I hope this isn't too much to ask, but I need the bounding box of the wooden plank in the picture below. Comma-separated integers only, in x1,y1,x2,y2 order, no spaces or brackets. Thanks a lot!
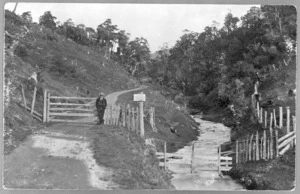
287,107,290,133
273,109,277,127
127,104,131,129
50,96,96,100
220,156,232,161
31,86,37,114
43,90,47,123
279,107,283,128
50,119,96,123
218,147,221,176
267,138,270,159
278,131,296,143
278,135,296,149
279,143,291,155
260,137,263,160
50,108,95,112
21,103,43,117
263,130,266,159
256,131,259,161
265,111,267,128
47,92,50,122
139,102,144,138
249,134,253,161
49,102,94,106
21,85,27,109
220,162,232,166
164,141,167,171
236,140,239,164
49,112,95,117
131,107,135,131
260,108,263,123
275,130,279,158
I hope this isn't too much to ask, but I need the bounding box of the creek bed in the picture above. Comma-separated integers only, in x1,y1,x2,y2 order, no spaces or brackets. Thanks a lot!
165,116,245,190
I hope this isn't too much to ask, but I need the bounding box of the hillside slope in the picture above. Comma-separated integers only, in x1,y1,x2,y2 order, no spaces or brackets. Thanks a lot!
4,10,140,154
4,10,198,157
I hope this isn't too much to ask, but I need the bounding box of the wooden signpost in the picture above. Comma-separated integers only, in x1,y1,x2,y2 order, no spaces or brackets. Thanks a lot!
134,92,146,138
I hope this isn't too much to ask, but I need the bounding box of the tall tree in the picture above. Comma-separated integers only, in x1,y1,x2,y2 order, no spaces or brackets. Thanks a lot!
39,11,57,30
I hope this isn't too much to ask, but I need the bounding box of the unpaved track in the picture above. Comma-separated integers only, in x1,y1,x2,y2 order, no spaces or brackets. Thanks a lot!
3,86,147,189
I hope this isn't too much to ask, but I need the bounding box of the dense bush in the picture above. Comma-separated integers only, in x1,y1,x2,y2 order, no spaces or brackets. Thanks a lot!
14,45,28,58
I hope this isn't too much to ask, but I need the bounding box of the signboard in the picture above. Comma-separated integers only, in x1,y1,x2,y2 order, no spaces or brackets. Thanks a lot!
133,93,146,102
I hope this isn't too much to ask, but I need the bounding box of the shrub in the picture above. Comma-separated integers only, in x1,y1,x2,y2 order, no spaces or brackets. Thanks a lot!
14,45,28,58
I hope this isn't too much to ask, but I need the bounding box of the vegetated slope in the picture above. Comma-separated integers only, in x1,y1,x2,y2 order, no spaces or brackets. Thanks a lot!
227,60,296,190
4,10,139,154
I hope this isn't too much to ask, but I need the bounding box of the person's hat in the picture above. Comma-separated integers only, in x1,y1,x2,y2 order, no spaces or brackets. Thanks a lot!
99,92,104,96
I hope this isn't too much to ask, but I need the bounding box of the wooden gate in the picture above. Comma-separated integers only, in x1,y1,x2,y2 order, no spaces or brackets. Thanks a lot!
43,91,97,123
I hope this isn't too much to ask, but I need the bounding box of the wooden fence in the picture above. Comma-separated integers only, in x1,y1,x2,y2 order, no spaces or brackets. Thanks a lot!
217,145,233,176
235,129,296,164
255,102,295,133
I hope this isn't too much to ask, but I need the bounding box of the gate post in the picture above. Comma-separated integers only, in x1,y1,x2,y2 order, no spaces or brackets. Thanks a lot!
218,146,221,176
43,90,47,123
47,92,50,122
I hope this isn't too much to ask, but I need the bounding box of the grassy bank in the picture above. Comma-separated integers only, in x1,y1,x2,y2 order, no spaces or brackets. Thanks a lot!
91,125,173,189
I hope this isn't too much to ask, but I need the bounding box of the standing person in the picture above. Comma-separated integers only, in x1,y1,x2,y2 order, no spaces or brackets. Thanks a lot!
95,92,107,125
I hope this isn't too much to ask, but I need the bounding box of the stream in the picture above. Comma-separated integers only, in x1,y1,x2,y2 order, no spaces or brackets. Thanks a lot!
165,116,245,190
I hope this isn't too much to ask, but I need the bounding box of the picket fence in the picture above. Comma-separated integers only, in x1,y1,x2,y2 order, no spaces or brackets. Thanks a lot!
235,102,296,164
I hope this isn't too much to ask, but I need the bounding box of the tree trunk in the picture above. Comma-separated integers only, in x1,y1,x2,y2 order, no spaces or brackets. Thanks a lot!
13,3,18,13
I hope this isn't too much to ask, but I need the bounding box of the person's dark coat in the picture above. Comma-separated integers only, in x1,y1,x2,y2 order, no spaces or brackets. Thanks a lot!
96,97,107,111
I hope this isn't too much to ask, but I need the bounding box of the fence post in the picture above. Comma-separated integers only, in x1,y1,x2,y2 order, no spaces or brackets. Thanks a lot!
257,102,260,119
21,85,27,109
164,141,167,170
275,130,279,158
287,107,290,133
135,107,139,134
126,104,130,129
43,90,47,123
263,130,266,160
273,109,277,127
260,108,263,123
131,106,135,131
31,86,37,114
218,146,221,175
260,137,263,160
47,92,50,122
279,107,283,128
191,143,195,173
267,138,270,159
265,111,267,128
236,140,239,164
246,135,249,162
256,131,259,161
270,127,273,159
122,104,126,127
139,101,145,138
249,134,253,161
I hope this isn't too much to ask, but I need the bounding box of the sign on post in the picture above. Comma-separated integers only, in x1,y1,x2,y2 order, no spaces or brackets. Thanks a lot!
133,93,146,102
134,92,145,138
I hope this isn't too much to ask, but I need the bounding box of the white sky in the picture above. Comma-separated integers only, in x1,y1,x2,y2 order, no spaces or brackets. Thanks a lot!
4,3,259,52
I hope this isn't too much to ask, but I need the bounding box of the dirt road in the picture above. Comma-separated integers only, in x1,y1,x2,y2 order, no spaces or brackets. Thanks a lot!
3,86,147,189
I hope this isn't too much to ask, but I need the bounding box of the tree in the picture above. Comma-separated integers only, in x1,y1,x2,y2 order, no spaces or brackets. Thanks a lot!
97,19,118,47
39,11,57,30
21,11,32,22
12,3,18,13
